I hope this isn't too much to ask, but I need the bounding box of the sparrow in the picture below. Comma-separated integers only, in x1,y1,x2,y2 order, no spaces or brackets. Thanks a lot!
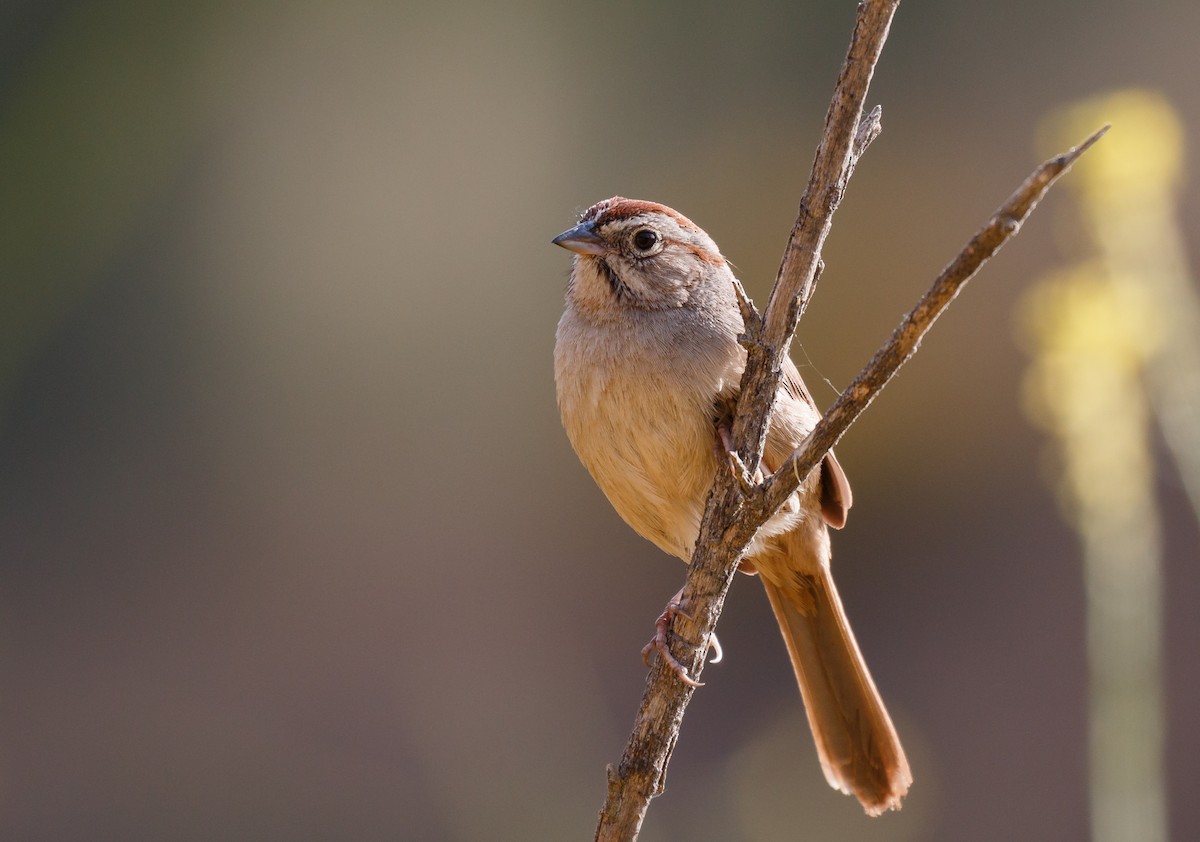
553,197,910,815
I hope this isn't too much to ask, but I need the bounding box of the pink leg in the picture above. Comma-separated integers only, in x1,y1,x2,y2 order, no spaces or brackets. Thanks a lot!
641,588,723,687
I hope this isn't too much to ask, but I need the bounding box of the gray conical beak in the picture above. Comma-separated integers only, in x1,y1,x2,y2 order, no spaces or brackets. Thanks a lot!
552,221,606,256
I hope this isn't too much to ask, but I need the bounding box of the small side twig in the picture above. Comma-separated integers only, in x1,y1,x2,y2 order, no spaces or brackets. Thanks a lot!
847,104,884,184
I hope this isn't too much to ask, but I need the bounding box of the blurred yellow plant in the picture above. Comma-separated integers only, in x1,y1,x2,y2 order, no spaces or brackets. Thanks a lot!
1020,88,1200,842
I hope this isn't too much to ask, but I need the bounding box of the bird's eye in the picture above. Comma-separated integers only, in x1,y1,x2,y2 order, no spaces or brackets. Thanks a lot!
632,228,659,252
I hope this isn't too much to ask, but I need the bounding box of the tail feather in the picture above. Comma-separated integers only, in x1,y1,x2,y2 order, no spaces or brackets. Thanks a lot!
762,569,911,815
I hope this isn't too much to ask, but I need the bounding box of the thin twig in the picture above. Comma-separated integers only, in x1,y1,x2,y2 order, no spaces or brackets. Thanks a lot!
732,2,900,483
595,3,899,840
757,124,1110,518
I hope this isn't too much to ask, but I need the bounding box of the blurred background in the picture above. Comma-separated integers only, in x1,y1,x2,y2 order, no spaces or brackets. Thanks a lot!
2,1,1198,839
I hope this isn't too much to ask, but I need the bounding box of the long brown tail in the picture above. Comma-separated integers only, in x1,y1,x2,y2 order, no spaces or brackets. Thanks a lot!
761,568,911,815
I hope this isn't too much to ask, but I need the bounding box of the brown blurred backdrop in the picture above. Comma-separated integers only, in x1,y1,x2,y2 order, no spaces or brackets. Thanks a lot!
2,1,1198,840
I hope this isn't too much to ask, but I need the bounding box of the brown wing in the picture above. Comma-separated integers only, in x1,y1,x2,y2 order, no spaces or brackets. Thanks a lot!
780,358,853,529
819,450,852,529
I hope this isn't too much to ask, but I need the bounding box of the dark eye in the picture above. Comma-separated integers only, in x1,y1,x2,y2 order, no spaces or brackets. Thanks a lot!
632,228,659,252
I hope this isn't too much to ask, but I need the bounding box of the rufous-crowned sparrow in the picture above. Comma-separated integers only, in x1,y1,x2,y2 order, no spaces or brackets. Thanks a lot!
552,197,911,815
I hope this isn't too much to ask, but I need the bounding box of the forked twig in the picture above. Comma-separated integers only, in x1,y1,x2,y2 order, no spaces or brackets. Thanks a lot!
592,1,1104,838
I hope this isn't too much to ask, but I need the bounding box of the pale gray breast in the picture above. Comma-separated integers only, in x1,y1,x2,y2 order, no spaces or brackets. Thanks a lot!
554,306,744,559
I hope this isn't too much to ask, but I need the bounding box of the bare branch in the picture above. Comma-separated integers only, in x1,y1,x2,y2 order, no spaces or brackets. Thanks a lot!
595,4,900,840
595,126,1108,841
592,0,1105,834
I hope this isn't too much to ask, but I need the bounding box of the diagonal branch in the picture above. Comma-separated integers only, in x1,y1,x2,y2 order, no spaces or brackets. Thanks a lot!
592,0,1106,837
595,4,900,840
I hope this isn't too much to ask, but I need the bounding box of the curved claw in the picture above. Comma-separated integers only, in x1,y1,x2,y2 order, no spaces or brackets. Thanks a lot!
706,632,723,664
